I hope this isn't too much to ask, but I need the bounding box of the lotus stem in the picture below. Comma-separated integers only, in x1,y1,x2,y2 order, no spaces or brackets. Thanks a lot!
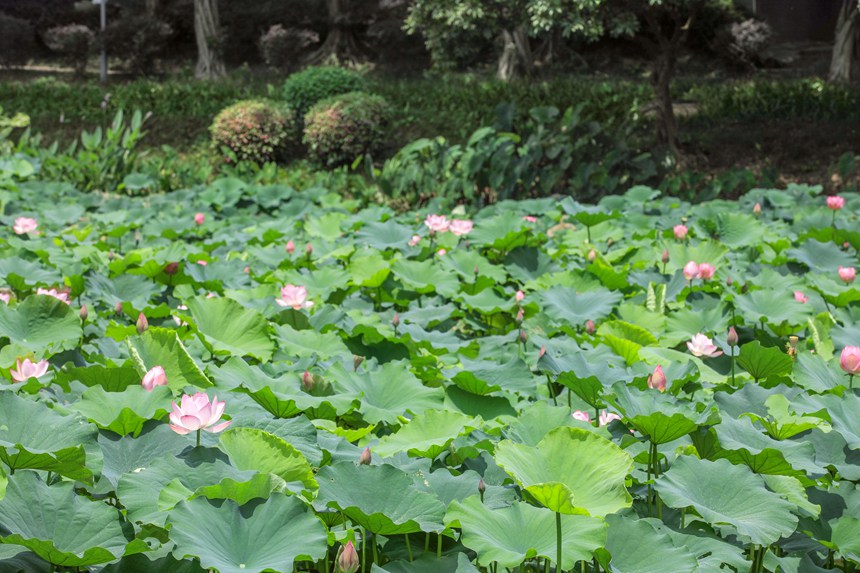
372,534,379,565
547,376,557,406
361,527,367,573
437,533,442,559
555,512,562,573
405,534,413,562
586,226,592,244
849,374,854,389
324,550,329,573
425,533,430,553
196,429,201,448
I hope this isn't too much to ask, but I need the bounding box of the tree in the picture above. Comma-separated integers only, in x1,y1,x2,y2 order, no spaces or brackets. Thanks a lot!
305,0,366,66
829,0,859,83
194,0,225,79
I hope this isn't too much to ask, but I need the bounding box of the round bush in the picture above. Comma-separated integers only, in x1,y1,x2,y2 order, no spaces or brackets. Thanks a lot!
210,99,300,165
44,24,95,77
303,92,390,168
0,13,37,68
282,66,366,117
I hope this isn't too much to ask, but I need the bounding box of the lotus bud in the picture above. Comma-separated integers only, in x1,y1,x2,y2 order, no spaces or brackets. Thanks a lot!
335,541,359,573
587,249,596,262
661,249,670,264
585,320,595,335
474,265,480,276
787,336,799,359
478,478,486,502
515,290,525,302
301,371,314,392
136,313,148,333
286,240,295,255
515,308,524,324
726,276,733,287
392,313,400,328
647,365,666,392
114,301,123,315
539,346,546,359
79,304,88,321
353,355,364,371
305,243,313,256
839,346,860,374
164,262,179,275
606,238,614,248
358,447,372,465
727,326,739,347
753,202,762,216
519,330,527,344
194,213,205,225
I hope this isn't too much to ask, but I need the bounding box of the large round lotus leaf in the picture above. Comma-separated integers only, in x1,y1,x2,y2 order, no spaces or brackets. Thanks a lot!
445,496,606,569
373,410,480,458
494,427,633,516
72,384,172,437
315,462,447,534
610,383,713,444
219,427,317,496
603,515,698,573
736,341,793,381
126,327,212,390
0,294,81,351
186,296,274,362
0,471,129,567
168,494,327,573
0,391,96,481
655,457,799,546
540,286,621,326
0,545,51,573
96,424,189,493
830,516,860,562
100,553,207,573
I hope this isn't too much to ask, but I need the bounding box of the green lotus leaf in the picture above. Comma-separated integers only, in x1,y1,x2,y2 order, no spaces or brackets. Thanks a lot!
127,327,212,390
830,516,860,562
540,286,622,326
392,259,460,297
736,341,793,381
186,296,274,362
603,514,698,573
610,383,711,444
0,294,81,352
72,385,172,437
373,410,480,458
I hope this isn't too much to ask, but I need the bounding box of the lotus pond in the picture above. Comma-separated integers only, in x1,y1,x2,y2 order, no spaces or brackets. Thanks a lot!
0,172,858,573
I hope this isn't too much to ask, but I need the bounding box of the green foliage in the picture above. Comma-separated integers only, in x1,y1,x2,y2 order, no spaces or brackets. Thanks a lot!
0,13,37,69
43,24,95,77
101,15,173,76
281,66,367,117
303,92,391,169
210,99,300,165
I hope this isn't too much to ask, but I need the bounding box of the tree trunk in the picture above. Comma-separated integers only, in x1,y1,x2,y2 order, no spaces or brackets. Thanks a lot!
194,0,225,80
829,0,859,83
305,0,365,66
496,25,533,81
651,47,680,160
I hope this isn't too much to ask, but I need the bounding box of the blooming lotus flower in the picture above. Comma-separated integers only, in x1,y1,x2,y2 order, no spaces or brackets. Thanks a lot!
648,365,666,391
449,219,473,237
840,346,860,375
276,284,313,309
168,393,231,435
194,213,205,225
523,215,537,223
36,287,71,305
141,365,168,391
572,410,591,423
838,266,856,283
196,260,207,266
424,214,449,233
10,358,49,382
673,224,688,240
827,196,845,210
794,291,808,303
437,248,446,256
408,235,421,247
599,411,622,426
687,333,723,358
683,261,700,281
13,217,38,235
515,290,525,302
0,291,10,304
697,263,715,280
336,541,359,573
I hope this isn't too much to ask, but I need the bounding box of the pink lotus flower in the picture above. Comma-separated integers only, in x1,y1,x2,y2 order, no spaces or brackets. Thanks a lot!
10,358,49,382
194,213,205,225
336,540,359,573
515,290,525,302
169,393,231,435
598,411,622,426
13,217,38,235
424,214,449,233
572,410,591,423
141,365,168,391
687,333,723,358
196,260,207,266
0,291,10,304
36,287,71,305
523,215,537,223
286,240,295,254
794,291,808,303
827,196,845,210
838,266,856,283
753,202,762,216
437,248,447,256
840,346,860,374
408,235,421,247
648,365,666,391
276,284,313,309
697,263,715,280
449,219,473,237
683,261,700,281
673,224,688,240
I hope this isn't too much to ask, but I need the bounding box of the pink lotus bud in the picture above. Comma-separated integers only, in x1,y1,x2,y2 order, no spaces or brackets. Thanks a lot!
437,248,446,256
164,262,179,275
827,196,845,210
523,215,537,223
539,346,546,358
697,263,715,280
358,447,372,465
392,313,400,327
727,326,739,347
753,202,762,216
474,266,480,276
838,266,856,283
585,320,595,335
519,330,527,343
587,249,596,262
647,365,666,391
726,276,733,286
515,290,525,302
114,301,123,315
673,224,688,240
353,355,364,371
661,249,670,264
305,243,313,256
515,308,524,323
683,261,700,281
243,266,250,274
408,235,421,247
301,371,314,392
794,291,808,303
572,410,591,423
194,213,205,225
196,260,207,266
286,240,295,254
840,346,860,374
136,313,148,334
141,365,168,391
478,478,486,494
80,304,88,321
336,541,359,573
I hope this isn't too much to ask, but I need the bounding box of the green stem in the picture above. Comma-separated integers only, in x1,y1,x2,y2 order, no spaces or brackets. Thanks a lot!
547,376,557,406
437,533,442,559
361,527,367,573
196,429,200,448
425,533,430,554
556,512,562,573
405,534,413,562
586,226,592,244
372,534,379,565
850,374,855,389
567,388,572,409
324,549,329,573
730,353,735,386
680,507,686,529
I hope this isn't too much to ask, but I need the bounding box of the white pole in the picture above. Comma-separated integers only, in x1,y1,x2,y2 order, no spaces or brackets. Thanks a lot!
99,0,107,83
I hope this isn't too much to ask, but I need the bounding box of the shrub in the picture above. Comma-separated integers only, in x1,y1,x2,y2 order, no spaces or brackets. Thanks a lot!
0,13,37,68
303,92,391,168
102,15,172,76
713,18,772,69
210,99,300,165
43,24,95,77
282,66,366,118
259,25,319,72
